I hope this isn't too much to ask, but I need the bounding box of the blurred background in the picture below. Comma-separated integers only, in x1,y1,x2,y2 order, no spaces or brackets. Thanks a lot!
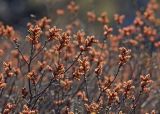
0,0,159,34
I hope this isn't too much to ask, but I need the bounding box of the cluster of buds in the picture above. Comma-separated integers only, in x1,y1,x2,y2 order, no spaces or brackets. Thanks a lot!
80,35,98,51
36,17,51,29
140,74,153,93
67,1,79,13
144,9,155,22
0,73,6,89
87,11,96,22
37,61,47,71
122,80,135,99
119,26,135,36
3,61,16,77
114,14,125,24
26,24,42,44
46,26,62,41
144,0,158,22
103,25,113,38
60,79,73,91
3,26,18,40
95,61,104,75
143,26,157,37
106,89,119,105
55,63,65,80
58,31,71,50
78,57,90,73
60,107,74,114
134,17,144,26
113,83,123,93
118,47,131,66
3,103,16,114
97,12,109,24
89,48,103,62
64,44,75,61
27,71,39,84
73,57,90,80
145,110,156,114
85,102,101,113
0,23,18,40
73,68,84,80
20,105,38,114
148,0,159,11
76,31,85,45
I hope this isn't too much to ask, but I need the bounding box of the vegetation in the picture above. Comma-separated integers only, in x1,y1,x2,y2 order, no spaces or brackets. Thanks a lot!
0,0,160,113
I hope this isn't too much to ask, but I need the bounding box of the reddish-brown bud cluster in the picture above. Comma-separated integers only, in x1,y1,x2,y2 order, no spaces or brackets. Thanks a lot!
143,26,157,37
20,105,38,114
46,26,62,41
3,61,17,77
73,57,90,80
60,79,72,91
82,35,98,51
118,47,131,66
114,14,125,24
58,31,70,50
0,73,6,89
27,71,38,84
106,89,119,105
95,61,104,75
134,17,144,26
87,11,96,22
78,57,90,73
140,74,152,93
85,102,101,113
97,12,109,24
119,26,135,36
3,103,16,114
67,1,79,13
122,80,135,99
36,17,51,29
0,23,18,40
55,63,65,79
26,24,42,44
103,25,113,37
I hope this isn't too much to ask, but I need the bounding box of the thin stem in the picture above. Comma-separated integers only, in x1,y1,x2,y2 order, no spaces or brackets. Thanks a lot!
84,73,89,101
96,64,122,102
64,51,83,74
130,90,142,114
31,40,48,61
28,42,34,106
14,41,29,65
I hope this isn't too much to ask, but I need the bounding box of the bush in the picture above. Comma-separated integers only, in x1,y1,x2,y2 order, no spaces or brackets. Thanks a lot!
0,0,160,113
